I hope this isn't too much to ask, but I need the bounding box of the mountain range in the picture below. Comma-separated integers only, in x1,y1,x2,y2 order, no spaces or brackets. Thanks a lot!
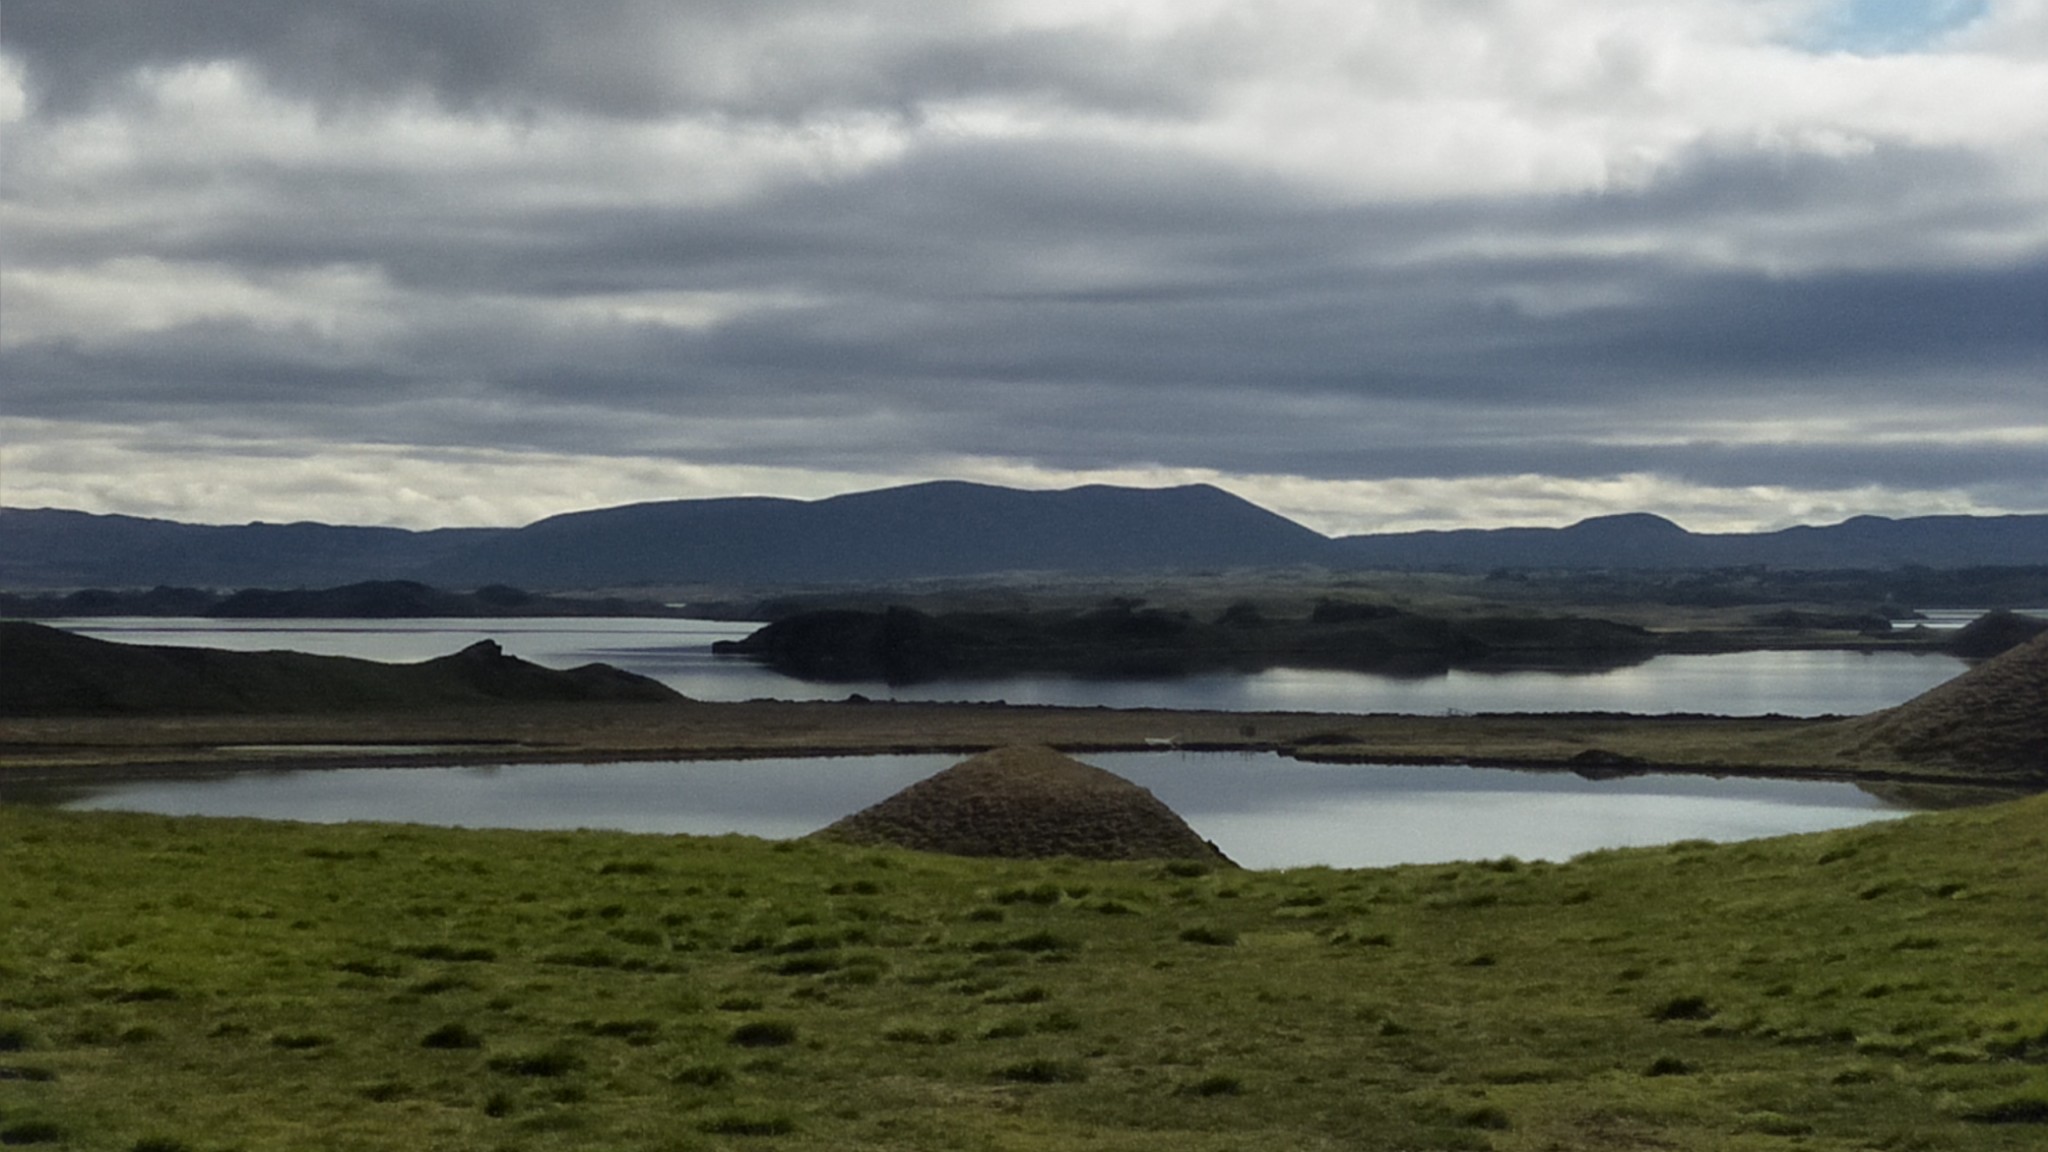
4,482,2047,591
1328,511,2048,571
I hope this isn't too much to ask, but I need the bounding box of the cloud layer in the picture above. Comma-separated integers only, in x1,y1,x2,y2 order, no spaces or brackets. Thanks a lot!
3,0,2044,532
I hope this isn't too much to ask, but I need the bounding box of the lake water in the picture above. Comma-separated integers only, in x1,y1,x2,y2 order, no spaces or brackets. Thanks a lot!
6,752,1914,870
44,617,1972,717
1912,607,2048,631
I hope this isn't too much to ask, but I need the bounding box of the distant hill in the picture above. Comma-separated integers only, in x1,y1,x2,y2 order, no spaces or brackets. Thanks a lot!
0,483,1326,590
0,508,497,589
419,481,1333,587
1331,513,2048,571
0,622,681,716
0,581,683,620
5,484,2047,591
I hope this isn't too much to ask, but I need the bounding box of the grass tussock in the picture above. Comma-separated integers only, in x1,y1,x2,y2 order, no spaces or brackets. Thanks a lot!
5,796,2048,1149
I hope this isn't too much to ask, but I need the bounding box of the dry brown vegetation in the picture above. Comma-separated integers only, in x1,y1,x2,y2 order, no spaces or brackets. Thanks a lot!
0,701,1872,781
1839,632,2048,779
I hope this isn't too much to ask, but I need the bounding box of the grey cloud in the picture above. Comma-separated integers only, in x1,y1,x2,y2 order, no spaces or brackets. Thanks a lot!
1554,140,2012,229
1661,442,2048,493
8,151,2042,472
3,0,1210,121
3,323,424,418
1589,263,2048,380
3,2,2043,520
9,260,2039,492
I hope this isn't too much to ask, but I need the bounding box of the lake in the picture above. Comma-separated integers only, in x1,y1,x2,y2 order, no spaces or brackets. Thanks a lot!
5,752,1915,870
44,617,1974,717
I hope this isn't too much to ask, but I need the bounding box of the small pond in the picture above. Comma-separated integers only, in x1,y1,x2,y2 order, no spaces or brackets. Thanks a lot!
6,752,1922,870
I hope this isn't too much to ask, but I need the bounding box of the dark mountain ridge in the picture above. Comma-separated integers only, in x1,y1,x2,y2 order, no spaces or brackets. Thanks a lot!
5,483,2047,591
0,507,497,589
420,480,1334,587
1331,512,2048,571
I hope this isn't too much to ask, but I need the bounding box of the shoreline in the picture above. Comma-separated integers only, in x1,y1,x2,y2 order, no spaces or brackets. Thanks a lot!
2,697,2036,796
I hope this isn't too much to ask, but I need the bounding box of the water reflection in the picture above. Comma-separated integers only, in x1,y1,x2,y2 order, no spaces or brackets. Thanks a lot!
12,752,1930,870
43,618,1969,717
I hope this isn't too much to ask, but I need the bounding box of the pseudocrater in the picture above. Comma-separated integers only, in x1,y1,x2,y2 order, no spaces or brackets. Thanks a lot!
812,744,1235,865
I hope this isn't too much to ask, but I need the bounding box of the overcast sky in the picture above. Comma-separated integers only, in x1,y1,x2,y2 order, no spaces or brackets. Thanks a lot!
2,0,2043,535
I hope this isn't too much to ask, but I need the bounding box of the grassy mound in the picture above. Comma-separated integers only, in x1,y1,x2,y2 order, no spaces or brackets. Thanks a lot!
5,797,2048,1149
0,621,682,716
1843,632,2048,780
813,745,1234,864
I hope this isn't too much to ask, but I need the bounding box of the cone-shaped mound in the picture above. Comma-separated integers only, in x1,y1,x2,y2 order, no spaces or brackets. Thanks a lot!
813,745,1234,864
1847,631,2048,780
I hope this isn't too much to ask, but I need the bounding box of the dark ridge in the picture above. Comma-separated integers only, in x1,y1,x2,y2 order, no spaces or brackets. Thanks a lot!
0,621,682,717
0,581,676,619
1333,513,2048,571
0,507,496,589
422,480,1333,588
8,487,2048,592
1946,609,2048,659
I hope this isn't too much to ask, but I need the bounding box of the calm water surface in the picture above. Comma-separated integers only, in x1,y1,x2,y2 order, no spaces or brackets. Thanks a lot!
14,752,1914,870
48,617,1970,717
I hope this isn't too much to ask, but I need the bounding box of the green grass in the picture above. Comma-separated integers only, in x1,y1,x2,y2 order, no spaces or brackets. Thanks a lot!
5,799,2048,1150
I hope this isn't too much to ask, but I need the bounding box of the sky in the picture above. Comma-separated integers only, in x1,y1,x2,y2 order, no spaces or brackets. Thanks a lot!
2,0,2044,537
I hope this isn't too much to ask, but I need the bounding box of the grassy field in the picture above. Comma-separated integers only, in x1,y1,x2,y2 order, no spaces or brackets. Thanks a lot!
6,796,2048,1150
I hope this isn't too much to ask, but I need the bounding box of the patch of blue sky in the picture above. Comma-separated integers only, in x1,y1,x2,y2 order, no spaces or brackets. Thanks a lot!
1794,0,1990,54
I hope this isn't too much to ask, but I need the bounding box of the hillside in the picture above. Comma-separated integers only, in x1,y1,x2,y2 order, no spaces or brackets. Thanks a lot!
420,480,1334,587
1334,512,2048,571
0,581,680,620
1840,631,2048,781
0,507,495,589
0,622,681,716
